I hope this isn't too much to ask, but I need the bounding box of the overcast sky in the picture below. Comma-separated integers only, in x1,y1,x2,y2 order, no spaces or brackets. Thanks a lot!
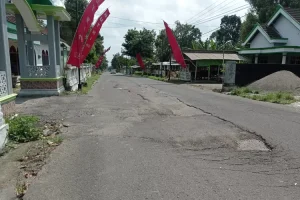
54,0,250,65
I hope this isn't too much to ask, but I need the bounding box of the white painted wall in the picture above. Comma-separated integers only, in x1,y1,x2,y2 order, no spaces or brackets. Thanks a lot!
7,32,17,40
0,106,8,150
274,15,300,46
250,32,273,48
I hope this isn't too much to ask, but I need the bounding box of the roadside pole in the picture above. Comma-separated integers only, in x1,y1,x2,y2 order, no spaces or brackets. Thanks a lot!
76,0,82,90
169,53,171,81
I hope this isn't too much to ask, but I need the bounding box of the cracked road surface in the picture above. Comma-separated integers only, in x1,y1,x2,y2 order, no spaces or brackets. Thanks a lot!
19,73,300,200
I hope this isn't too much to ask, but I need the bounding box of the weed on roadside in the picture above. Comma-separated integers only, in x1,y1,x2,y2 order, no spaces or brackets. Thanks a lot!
148,76,166,81
82,73,101,94
16,180,28,199
6,115,42,143
47,135,63,146
230,88,296,104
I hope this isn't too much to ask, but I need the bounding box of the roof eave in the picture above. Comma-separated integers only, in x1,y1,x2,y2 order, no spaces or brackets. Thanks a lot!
242,23,260,46
267,7,300,30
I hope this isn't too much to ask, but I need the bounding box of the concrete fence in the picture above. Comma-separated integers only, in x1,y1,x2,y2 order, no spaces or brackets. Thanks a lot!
0,106,8,150
64,64,93,91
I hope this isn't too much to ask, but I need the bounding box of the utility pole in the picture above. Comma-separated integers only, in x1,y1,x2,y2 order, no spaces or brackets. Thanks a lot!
76,0,82,90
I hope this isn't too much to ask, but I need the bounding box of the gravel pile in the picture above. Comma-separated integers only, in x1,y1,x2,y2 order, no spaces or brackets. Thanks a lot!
248,70,300,95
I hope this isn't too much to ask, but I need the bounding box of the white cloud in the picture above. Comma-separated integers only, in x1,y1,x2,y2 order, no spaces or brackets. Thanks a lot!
52,0,65,8
88,0,250,64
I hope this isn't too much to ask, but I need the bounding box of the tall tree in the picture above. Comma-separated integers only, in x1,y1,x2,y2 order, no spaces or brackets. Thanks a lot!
215,15,241,47
122,28,156,58
191,39,220,50
246,0,300,23
84,46,97,64
173,21,202,49
99,56,108,70
111,53,121,70
94,35,105,56
209,31,219,41
61,0,88,45
240,12,259,42
154,30,170,62
111,53,136,71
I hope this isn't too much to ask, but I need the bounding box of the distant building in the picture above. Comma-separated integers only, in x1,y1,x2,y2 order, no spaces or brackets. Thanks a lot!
183,50,244,81
239,5,300,64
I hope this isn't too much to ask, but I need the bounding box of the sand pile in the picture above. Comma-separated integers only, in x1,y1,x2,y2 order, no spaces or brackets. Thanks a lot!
248,70,300,95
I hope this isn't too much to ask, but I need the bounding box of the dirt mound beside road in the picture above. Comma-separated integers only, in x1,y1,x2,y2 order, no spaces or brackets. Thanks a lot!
248,70,300,95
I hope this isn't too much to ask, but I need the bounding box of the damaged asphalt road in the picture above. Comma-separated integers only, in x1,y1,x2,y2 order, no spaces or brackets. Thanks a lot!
17,73,300,200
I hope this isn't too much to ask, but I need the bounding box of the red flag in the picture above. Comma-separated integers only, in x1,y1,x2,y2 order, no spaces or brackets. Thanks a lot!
95,46,110,68
103,46,111,54
136,53,145,70
95,56,104,68
67,0,105,67
163,21,186,68
80,9,110,63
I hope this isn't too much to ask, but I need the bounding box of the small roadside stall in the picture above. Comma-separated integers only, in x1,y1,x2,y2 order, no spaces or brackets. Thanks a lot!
151,62,181,77
183,50,244,82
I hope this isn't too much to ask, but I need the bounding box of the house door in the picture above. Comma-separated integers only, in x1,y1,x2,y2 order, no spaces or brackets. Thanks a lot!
10,46,20,75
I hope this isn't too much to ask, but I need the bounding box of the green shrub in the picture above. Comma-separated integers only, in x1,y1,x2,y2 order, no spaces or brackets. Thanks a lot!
7,115,42,143
281,92,295,101
230,87,296,104
251,95,259,100
231,87,253,96
240,87,252,94
134,71,143,76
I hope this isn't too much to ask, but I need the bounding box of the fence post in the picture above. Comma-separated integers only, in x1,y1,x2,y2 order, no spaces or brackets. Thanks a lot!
223,61,236,88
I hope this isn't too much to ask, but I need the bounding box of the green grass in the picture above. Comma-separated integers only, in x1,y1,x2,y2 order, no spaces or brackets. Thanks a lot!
82,73,101,94
134,71,143,76
6,115,42,143
230,87,296,104
148,76,166,81
47,135,63,146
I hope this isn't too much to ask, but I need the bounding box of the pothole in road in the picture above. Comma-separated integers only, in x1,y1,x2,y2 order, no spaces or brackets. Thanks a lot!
172,135,271,152
237,139,270,151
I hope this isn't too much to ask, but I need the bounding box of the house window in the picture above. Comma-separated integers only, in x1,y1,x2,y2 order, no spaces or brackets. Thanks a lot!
46,51,49,65
290,56,300,64
42,50,49,65
10,46,20,75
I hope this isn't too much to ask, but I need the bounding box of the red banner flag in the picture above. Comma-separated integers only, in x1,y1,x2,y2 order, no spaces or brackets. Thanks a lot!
95,46,110,68
103,46,111,54
163,21,187,68
95,56,104,68
136,53,145,70
67,0,105,67
80,9,110,63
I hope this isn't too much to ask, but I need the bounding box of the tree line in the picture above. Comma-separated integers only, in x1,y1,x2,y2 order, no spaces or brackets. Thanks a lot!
112,0,300,70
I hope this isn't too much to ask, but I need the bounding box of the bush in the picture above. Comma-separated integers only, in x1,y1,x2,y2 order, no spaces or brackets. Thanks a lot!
231,87,252,95
7,115,42,143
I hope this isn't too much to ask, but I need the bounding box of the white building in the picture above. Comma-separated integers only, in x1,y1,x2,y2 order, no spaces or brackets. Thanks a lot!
239,5,300,64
